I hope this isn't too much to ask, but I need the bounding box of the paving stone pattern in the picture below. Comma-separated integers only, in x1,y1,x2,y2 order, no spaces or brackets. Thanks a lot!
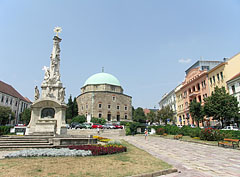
123,136,240,177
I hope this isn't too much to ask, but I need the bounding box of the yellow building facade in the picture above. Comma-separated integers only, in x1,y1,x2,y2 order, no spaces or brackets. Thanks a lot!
208,53,240,95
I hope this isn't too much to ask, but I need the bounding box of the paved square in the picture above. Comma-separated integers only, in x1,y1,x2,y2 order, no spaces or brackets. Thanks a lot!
123,136,240,177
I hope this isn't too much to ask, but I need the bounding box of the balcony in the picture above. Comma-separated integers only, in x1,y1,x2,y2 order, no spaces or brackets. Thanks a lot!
189,91,200,98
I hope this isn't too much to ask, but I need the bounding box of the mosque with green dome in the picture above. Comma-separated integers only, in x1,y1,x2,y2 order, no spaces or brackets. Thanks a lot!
76,72,132,122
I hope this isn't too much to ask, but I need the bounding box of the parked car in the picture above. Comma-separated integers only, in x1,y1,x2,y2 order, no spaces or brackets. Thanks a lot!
75,124,86,129
103,124,115,129
83,122,92,129
221,126,240,131
113,124,123,129
92,123,103,129
70,122,80,129
66,124,70,129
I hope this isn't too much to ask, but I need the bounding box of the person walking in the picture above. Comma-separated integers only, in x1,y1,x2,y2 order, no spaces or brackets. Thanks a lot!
144,128,148,140
97,127,100,135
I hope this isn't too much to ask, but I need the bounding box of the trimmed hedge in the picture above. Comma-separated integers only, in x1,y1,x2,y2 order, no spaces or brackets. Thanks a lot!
0,126,13,135
151,125,240,141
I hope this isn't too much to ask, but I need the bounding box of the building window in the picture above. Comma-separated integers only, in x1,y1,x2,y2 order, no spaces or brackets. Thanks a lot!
6,97,8,104
192,86,195,92
197,83,200,91
15,101,17,106
220,72,223,80
112,96,116,101
108,105,111,109
86,104,88,109
232,85,236,94
82,106,83,110
117,105,120,110
124,114,128,119
1,95,4,102
124,106,128,111
184,91,187,98
217,73,220,81
98,113,102,118
213,76,215,83
198,95,202,102
210,77,212,85
10,98,12,105
185,102,188,107
98,103,102,109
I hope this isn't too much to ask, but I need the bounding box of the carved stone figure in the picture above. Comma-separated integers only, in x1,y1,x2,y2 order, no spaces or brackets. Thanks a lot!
34,86,40,100
43,66,50,82
59,87,65,102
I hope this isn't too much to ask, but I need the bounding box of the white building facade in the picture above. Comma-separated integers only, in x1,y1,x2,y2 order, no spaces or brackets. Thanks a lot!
0,81,31,124
227,72,240,108
158,84,182,124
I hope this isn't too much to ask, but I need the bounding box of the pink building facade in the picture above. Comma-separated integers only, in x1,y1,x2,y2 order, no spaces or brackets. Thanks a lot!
178,67,209,126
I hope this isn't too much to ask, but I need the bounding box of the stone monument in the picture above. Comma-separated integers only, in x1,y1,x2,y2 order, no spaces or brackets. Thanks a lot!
27,27,67,135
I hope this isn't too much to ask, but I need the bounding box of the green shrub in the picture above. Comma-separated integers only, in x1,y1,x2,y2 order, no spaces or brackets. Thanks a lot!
71,115,86,124
120,121,129,126
0,126,13,135
180,126,193,136
200,128,224,141
156,128,165,135
125,122,141,135
90,117,106,125
164,125,180,135
189,127,201,138
220,130,240,139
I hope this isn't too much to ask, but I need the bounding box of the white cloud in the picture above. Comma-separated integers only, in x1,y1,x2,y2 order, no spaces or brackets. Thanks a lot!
178,58,192,63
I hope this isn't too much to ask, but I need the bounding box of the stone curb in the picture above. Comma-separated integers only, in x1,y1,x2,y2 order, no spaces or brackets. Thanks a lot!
127,168,178,177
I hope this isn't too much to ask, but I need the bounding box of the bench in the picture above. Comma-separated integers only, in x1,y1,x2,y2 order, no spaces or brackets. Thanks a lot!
174,134,183,140
218,138,239,149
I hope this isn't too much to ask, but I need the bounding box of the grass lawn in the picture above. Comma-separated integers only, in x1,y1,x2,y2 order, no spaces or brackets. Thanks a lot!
0,141,171,177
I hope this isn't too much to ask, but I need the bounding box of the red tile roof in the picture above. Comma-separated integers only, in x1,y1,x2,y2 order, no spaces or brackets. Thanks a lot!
0,80,31,103
227,72,240,82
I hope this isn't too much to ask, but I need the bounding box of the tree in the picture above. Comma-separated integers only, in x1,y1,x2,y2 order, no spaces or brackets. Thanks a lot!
157,105,174,125
66,95,73,119
71,115,86,124
133,107,146,123
147,110,156,124
189,100,204,127
204,87,240,127
66,95,79,120
73,97,78,117
0,106,15,125
20,108,31,125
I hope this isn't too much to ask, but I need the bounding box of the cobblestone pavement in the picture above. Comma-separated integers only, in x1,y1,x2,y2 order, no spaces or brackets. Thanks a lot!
122,136,240,177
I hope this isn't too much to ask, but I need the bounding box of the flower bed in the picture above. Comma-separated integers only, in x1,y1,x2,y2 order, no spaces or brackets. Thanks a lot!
4,148,92,158
93,136,111,142
68,144,127,156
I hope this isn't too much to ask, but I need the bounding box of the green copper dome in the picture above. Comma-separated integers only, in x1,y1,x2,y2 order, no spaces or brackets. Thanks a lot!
84,73,121,87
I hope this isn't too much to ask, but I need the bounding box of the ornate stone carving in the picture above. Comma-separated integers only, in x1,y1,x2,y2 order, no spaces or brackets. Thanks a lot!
34,86,40,100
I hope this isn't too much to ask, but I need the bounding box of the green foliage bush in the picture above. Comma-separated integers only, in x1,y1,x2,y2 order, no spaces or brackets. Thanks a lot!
125,122,141,135
200,128,224,141
189,127,201,138
220,130,240,139
90,117,106,125
156,128,165,135
164,125,180,135
71,115,86,124
0,126,13,135
179,126,193,136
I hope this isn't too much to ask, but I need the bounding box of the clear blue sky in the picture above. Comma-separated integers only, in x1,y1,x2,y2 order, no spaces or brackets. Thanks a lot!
1,0,240,108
